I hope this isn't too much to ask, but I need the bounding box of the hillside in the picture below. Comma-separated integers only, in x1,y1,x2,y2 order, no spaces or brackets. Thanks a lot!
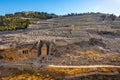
0,12,120,80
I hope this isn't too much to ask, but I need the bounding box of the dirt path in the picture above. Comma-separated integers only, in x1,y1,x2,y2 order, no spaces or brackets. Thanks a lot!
47,65,120,68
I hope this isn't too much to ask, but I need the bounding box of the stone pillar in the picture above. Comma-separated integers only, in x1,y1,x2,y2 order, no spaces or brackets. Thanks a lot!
49,43,53,55
46,42,53,55
46,43,50,55
37,40,43,57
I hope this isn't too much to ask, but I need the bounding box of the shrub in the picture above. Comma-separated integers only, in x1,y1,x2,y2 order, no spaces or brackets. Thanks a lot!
0,18,30,31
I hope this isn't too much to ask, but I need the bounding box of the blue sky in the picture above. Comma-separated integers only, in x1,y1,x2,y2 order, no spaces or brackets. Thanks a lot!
0,0,120,15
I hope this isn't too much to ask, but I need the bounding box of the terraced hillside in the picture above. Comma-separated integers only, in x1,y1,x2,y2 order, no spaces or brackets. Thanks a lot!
0,13,120,80
0,13,120,53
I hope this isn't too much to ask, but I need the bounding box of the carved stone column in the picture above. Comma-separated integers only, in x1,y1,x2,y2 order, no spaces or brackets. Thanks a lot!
37,40,43,57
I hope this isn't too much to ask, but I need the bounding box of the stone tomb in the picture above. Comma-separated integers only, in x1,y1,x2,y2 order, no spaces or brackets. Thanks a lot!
37,40,53,57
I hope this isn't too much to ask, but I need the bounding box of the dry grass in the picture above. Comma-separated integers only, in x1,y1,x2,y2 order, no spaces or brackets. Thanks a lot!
0,66,118,80
46,67,118,77
79,51,104,57
0,73,54,80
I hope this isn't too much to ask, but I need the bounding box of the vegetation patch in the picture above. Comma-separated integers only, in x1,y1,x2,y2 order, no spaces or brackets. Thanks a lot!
46,67,118,78
0,18,30,31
